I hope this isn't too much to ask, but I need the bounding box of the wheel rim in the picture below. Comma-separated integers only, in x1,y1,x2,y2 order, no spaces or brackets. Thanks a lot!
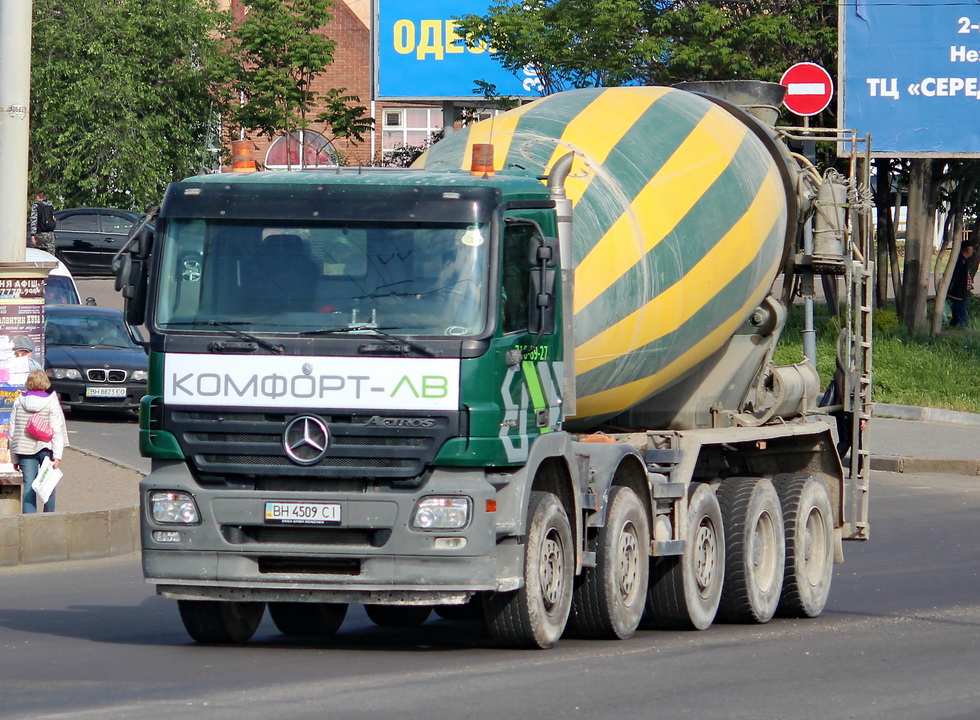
694,518,718,599
752,511,778,593
539,529,566,611
617,521,641,603
803,506,829,586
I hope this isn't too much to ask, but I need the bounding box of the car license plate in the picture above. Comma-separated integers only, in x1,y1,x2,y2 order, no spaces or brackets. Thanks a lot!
264,501,341,525
86,386,127,398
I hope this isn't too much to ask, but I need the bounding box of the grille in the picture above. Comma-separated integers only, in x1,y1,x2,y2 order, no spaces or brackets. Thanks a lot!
166,408,458,480
87,369,127,382
222,525,385,547
201,455,414,469
257,557,361,575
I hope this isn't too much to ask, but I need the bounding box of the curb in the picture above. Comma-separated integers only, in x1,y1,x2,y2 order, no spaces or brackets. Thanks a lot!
869,456,980,476
873,403,980,427
0,505,139,567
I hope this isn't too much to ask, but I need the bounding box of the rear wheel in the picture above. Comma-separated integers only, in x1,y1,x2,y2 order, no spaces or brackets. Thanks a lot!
177,600,265,644
570,486,649,639
645,482,725,630
716,478,785,624
775,474,834,618
484,491,573,648
268,602,348,636
364,604,432,627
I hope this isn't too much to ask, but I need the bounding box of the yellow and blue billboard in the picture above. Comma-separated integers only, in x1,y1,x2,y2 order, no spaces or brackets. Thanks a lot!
374,0,541,99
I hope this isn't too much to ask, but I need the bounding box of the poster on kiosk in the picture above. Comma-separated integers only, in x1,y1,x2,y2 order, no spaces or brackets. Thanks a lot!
0,276,45,471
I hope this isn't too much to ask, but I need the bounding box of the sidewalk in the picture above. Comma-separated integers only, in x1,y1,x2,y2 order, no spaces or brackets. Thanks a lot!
0,448,143,566
2,405,978,567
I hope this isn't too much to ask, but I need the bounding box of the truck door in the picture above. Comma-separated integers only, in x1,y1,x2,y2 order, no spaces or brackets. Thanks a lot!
496,219,563,462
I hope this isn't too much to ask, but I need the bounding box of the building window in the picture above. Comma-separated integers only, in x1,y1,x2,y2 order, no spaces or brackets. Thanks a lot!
266,130,338,170
381,107,443,156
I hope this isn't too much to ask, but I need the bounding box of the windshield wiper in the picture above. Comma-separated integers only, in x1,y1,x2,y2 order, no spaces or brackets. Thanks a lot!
302,325,439,357
166,320,284,354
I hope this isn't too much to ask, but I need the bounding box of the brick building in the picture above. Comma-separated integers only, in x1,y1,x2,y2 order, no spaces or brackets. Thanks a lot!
225,0,448,170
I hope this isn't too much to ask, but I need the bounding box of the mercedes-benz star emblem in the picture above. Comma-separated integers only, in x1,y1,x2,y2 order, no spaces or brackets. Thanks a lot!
283,415,330,466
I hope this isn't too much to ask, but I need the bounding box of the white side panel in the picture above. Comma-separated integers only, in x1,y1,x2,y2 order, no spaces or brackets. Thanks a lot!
163,353,460,411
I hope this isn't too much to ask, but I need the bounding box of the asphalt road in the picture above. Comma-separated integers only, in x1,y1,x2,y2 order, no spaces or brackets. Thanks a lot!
2,470,978,720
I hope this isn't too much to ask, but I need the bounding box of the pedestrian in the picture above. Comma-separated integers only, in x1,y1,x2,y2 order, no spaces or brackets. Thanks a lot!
948,244,975,328
11,335,43,371
28,190,57,254
10,369,69,513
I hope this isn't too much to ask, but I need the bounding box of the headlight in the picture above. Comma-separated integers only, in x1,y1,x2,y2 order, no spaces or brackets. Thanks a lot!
131,370,148,381
411,496,471,530
149,490,200,524
49,368,82,380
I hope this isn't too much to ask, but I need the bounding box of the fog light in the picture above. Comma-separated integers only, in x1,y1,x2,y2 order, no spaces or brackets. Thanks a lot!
150,490,200,524
433,537,467,549
152,530,183,543
411,497,470,530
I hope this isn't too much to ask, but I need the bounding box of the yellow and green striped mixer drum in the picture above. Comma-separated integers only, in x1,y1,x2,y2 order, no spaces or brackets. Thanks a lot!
417,86,795,427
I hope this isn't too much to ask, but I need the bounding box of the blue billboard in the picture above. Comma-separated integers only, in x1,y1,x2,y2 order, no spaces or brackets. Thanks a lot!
843,0,980,156
375,0,541,99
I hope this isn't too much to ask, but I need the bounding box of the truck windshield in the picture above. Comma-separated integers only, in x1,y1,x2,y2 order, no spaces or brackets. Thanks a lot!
153,219,490,336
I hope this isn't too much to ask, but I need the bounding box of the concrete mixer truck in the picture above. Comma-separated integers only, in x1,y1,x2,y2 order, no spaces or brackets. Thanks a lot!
116,82,873,648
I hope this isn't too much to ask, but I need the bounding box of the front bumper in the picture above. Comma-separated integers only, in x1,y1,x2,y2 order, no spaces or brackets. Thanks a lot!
140,462,523,602
52,378,146,412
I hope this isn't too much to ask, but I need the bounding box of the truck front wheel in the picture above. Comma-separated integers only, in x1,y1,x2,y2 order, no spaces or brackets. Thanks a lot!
484,491,573,649
645,482,725,630
570,485,649,639
716,478,785,624
177,600,265,644
269,602,348,636
774,474,834,618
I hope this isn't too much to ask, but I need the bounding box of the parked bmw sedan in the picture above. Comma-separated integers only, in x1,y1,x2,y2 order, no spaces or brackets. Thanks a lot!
44,305,148,414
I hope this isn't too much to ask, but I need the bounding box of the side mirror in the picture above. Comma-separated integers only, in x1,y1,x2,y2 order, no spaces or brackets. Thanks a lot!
528,236,559,335
528,236,559,266
118,256,148,325
529,268,557,335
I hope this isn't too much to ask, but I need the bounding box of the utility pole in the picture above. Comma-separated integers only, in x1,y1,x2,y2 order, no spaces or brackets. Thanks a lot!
0,0,33,263
0,0,55,507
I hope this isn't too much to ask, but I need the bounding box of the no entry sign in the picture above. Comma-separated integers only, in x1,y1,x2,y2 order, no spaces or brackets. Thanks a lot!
780,62,834,116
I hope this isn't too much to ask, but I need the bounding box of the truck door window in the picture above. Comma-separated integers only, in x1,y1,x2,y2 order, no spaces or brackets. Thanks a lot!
501,222,536,334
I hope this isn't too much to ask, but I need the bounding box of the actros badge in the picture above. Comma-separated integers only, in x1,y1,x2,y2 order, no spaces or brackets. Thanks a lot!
283,415,330,466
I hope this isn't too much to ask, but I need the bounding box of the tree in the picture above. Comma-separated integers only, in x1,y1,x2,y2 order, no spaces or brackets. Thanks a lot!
30,0,226,209
456,0,836,96
457,0,665,95
221,0,372,168
647,0,837,87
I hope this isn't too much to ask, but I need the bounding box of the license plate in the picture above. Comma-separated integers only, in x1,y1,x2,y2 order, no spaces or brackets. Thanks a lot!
264,501,341,525
86,386,127,398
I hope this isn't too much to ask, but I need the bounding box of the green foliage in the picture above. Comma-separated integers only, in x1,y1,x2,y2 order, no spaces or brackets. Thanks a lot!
221,0,373,155
649,0,837,86
315,89,374,145
873,308,900,335
30,0,226,209
456,0,666,94
776,301,980,414
456,0,836,94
